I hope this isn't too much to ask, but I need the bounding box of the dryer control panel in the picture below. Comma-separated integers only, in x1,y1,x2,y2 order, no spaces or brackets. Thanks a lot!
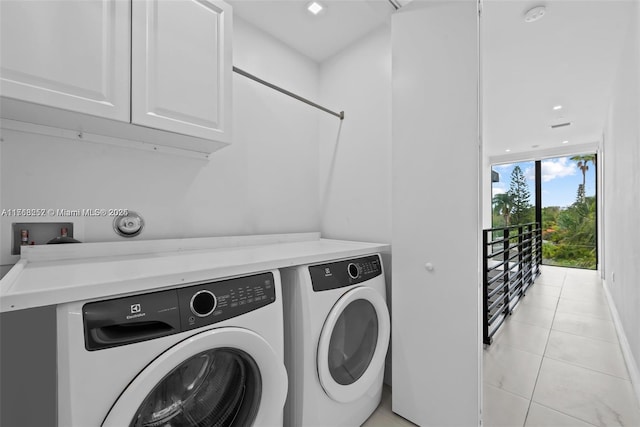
83,272,276,351
309,254,382,292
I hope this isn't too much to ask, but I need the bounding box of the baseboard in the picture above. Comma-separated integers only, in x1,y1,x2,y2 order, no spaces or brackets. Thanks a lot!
603,279,640,407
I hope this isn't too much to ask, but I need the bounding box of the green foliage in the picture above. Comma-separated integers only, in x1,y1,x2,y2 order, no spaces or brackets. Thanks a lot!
539,155,597,269
575,184,585,203
491,156,597,270
542,242,596,269
492,193,513,226
542,196,596,269
541,206,561,239
508,166,534,225
570,154,596,189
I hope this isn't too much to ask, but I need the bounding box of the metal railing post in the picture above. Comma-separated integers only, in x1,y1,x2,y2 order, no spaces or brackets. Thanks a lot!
517,225,524,300
527,223,536,286
503,227,511,316
520,224,531,296
483,230,490,345
483,222,542,345
538,225,543,266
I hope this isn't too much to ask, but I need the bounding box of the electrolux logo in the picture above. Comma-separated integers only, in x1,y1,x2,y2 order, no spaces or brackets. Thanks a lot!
126,303,146,320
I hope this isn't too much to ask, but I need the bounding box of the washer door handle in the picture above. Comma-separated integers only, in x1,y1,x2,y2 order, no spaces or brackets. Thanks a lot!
90,321,176,346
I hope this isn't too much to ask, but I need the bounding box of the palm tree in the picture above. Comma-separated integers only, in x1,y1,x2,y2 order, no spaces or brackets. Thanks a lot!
492,193,513,226
570,154,596,189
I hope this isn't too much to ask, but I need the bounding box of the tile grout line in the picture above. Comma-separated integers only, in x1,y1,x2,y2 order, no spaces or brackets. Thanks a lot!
541,354,631,381
525,269,635,427
484,268,619,426
530,401,600,427
547,327,619,345
520,271,566,427
543,275,634,379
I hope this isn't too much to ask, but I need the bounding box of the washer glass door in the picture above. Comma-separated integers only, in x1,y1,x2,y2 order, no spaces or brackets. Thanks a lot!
317,286,390,403
102,327,287,427
131,348,260,427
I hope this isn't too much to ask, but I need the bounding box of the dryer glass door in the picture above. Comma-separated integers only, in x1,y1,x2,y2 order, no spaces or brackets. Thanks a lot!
328,299,378,385
317,286,390,403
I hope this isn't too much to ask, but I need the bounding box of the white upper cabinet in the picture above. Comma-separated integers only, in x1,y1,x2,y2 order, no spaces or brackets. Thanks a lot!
132,0,232,143
0,0,130,122
0,0,233,155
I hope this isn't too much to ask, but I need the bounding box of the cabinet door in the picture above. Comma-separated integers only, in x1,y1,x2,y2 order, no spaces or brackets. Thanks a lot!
131,0,232,143
0,0,130,122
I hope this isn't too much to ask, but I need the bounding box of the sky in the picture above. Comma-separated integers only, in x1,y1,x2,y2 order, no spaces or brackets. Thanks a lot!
492,155,596,208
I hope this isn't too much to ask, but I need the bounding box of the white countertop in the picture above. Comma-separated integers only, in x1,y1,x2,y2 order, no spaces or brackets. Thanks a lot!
0,235,389,312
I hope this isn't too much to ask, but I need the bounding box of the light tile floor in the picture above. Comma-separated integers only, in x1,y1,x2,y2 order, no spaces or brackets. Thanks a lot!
362,266,640,426
484,265,640,427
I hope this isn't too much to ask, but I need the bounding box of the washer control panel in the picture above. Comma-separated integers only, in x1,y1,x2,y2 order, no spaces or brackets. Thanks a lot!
190,290,217,317
310,254,382,292
83,272,276,351
177,272,276,331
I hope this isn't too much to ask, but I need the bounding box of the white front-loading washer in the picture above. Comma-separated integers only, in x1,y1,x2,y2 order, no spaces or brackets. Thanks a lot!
281,254,390,427
57,270,287,427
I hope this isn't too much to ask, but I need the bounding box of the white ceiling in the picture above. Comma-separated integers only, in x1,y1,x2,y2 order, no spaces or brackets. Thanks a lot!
482,0,634,158
228,0,633,158
227,0,394,62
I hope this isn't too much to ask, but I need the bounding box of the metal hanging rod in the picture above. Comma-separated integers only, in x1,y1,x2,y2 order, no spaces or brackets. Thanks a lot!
233,66,344,120
388,0,400,10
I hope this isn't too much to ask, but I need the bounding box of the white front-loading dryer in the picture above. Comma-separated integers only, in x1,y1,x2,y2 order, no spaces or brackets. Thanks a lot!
281,254,390,427
57,270,287,427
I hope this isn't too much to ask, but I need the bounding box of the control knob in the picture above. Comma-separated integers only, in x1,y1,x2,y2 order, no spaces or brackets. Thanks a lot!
347,263,361,279
190,290,217,317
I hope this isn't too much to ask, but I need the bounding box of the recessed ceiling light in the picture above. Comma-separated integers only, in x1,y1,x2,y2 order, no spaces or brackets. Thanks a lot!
524,6,546,23
562,140,569,144
505,149,511,152
307,1,324,15
553,105,563,110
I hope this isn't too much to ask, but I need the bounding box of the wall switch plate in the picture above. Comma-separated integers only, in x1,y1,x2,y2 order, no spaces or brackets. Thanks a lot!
12,222,75,255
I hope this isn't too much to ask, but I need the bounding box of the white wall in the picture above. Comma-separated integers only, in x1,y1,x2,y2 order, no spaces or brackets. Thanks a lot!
392,1,481,426
482,157,494,229
318,25,392,245
0,17,320,268
317,24,393,383
602,0,640,399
